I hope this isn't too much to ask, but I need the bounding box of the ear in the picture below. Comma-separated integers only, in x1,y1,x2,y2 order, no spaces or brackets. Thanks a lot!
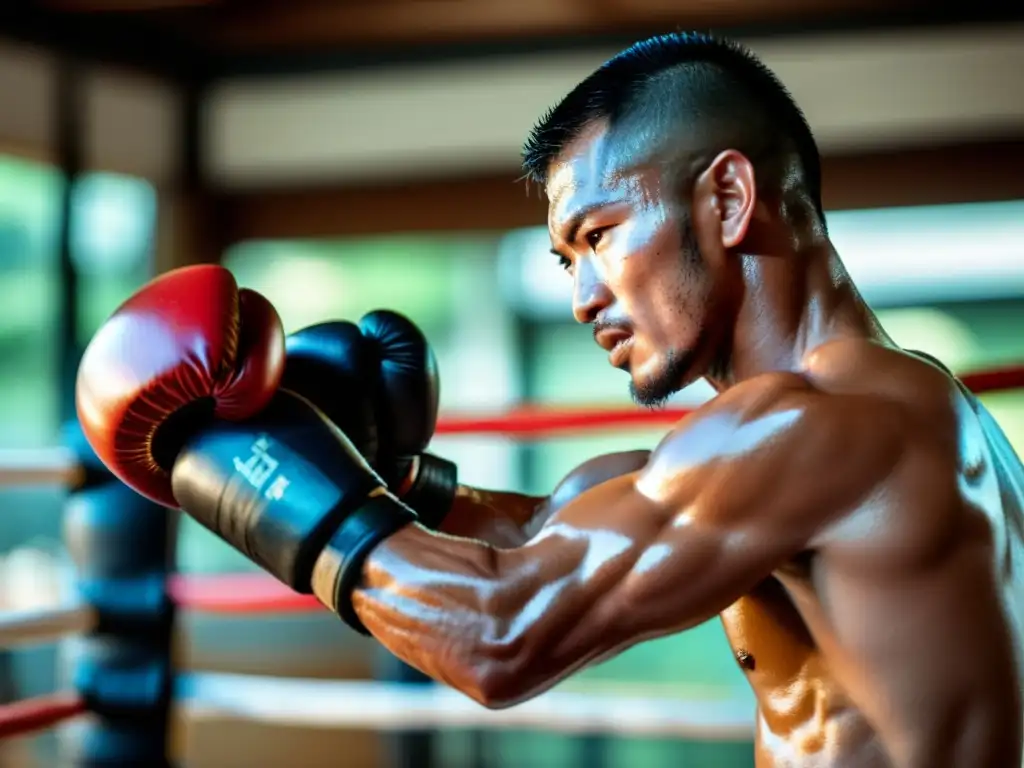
694,150,757,250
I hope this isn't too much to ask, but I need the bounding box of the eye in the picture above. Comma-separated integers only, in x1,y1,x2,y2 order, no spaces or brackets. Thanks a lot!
556,254,572,272
585,228,608,250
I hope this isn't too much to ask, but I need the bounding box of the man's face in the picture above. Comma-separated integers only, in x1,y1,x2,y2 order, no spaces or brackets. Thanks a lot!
546,122,728,406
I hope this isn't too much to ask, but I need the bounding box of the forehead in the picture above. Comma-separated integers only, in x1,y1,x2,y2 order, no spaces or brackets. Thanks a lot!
544,120,664,234
545,122,617,223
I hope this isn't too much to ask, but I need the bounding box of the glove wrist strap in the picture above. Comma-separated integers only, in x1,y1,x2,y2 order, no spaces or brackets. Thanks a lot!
402,453,458,530
313,492,416,635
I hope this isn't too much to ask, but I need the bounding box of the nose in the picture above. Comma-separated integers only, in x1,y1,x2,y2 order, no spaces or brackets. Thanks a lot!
571,256,613,325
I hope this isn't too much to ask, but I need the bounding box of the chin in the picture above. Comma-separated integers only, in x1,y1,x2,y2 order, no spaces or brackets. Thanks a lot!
629,381,670,409
628,348,695,409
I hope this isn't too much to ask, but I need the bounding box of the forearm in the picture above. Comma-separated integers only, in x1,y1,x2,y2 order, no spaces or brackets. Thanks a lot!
312,523,524,705
313,521,614,708
315,479,661,707
438,486,547,547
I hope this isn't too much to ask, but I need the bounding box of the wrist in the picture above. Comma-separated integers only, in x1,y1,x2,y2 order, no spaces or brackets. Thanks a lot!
312,490,416,634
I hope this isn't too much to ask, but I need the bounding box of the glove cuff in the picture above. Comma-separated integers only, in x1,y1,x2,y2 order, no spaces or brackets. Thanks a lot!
313,492,416,635
401,453,458,530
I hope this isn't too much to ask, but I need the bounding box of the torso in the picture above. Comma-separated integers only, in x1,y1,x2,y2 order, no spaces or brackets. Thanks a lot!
719,342,1024,767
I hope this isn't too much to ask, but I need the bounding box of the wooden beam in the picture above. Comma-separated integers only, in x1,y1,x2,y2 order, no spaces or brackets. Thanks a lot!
0,3,208,81
214,140,1024,246
217,174,544,244
156,79,225,271
39,0,213,9
204,0,922,52
819,140,1024,211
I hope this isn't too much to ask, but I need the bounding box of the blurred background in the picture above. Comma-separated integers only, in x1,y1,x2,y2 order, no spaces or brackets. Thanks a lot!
0,2,1022,767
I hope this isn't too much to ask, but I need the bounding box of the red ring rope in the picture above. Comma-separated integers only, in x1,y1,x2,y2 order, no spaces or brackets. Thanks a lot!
0,692,87,739
958,365,1024,396
437,406,691,436
433,363,1024,437
170,361,1024,616
168,573,319,613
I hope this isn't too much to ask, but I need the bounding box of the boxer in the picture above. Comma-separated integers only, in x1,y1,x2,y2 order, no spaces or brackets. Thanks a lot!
75,32,1024,768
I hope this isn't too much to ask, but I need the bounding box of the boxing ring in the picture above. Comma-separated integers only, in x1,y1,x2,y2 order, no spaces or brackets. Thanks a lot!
1,361,1023,764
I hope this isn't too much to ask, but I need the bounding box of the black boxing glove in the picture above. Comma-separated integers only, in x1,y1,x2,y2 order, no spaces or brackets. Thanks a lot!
358,310,459,529
170,389,416,634
282,321,380,461
283,314,458,530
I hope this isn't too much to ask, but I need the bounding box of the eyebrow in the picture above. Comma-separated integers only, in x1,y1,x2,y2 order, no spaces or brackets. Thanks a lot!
549,201,612,254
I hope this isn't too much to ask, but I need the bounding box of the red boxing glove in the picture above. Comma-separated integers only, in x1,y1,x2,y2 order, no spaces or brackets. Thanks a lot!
75,264,286,507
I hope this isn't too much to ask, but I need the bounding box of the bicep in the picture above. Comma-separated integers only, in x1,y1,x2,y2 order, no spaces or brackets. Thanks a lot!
608,515,795,638
535,496,794,650
498,481,778,671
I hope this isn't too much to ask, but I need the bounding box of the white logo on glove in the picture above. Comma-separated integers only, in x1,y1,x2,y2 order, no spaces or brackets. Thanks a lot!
234,436,290,500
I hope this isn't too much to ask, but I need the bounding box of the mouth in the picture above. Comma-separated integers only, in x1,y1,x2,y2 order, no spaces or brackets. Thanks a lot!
594,327,633,368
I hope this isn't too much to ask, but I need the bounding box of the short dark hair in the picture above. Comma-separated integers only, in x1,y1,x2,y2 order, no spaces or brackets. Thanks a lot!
522,32,823,218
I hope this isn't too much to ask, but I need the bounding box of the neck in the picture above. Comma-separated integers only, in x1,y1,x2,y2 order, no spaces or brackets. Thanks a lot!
705,237,891,392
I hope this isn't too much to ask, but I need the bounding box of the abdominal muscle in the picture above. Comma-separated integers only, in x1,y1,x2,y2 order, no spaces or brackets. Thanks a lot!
720,579,887,768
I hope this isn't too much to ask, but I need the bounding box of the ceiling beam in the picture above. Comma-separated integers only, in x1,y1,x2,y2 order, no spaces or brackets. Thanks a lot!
38,0,213,9
204,0,945,53
213,139,1024,247
0,2,210,81
13,2,1023,80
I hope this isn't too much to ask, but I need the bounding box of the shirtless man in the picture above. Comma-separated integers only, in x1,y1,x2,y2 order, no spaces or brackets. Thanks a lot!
75,32,1024,767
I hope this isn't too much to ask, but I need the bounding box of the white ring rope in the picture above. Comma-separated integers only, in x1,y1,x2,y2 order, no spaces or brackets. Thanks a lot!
0,448,80,487
176,672,756,740
0,605,96,649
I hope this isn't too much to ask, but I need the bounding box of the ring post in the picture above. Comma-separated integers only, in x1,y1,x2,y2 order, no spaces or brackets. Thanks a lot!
61,421,179,766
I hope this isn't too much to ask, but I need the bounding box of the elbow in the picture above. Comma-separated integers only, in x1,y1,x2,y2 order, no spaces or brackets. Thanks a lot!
464,662,533,710
456,564,555,709
459,633,542,709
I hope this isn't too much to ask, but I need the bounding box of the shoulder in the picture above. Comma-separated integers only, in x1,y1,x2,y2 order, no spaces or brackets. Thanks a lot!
653,366,907,469
803,338,961,418
639,356,927,531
